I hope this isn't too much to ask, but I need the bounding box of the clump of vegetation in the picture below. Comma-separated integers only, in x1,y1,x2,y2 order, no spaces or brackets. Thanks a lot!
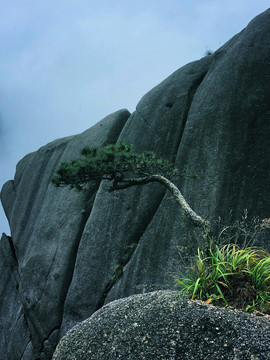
205,49,213,56
176,243,270,313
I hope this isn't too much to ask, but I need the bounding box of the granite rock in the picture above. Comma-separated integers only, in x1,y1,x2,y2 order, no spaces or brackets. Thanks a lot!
53,291,270,360
1,9,270,359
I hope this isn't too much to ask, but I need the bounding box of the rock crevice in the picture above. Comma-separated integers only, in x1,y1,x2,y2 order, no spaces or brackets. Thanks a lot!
1,9,270,359
95,188,166,311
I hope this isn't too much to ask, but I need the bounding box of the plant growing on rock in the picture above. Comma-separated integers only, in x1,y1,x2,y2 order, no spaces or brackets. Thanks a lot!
176,243,270,313
51,142,210,238
52,142,270,313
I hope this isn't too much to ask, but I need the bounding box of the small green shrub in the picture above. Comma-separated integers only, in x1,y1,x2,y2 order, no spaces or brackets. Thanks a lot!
176,243,270,313
205,49,213,56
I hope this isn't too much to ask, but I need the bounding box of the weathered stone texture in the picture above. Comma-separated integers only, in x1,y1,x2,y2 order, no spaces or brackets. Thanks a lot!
1,9,270,359
1,110,130,359
53,291,270,360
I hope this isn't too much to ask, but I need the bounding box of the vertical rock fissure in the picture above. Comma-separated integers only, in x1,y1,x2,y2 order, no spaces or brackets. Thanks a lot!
175,72,208,153
37,326,60,360
52,115,131,323
55,185,101,328
95,188,167,311
6,234,18,265
19,339,31,360
1,235,34,359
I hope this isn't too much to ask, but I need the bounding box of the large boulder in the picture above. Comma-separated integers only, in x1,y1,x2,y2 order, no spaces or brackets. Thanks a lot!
1,8,270,360
52,291,270,360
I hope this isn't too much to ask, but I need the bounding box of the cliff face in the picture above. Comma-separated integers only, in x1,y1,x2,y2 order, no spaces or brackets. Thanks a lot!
1,9,270,360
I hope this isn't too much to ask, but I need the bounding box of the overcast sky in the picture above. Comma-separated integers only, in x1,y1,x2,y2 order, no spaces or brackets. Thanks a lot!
1,1,269,235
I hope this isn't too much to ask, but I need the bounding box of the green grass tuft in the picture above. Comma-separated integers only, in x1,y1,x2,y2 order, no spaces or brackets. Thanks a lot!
176,243,270,313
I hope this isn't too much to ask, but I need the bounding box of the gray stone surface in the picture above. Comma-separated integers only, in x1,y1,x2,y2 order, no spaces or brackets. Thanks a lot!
0,109,130,359
53,290,270,360
1,9,270,359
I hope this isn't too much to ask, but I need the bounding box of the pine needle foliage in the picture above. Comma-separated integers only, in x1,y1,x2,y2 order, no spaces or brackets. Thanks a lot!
51,142,178,191
176,243,270,313
52,142,211,236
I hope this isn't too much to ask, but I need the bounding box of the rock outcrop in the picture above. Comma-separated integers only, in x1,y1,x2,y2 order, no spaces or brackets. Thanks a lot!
52,290,270,360
1,8,270,359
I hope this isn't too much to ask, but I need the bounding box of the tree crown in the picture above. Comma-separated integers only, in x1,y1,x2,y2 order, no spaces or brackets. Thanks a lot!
51,142,178,190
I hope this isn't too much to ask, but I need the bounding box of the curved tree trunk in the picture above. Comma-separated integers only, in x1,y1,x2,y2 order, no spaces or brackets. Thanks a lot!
110,174,211,238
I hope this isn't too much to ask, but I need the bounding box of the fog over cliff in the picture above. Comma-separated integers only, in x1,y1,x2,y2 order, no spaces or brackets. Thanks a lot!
1,1,269,234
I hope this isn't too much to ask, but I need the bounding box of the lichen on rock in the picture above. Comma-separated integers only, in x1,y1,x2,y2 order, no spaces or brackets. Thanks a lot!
52,290,270,360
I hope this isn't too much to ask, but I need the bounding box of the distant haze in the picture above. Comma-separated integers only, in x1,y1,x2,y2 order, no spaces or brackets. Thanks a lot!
1,1,269,235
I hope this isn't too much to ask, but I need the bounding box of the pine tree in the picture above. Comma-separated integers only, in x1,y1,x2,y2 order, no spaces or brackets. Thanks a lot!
52,142,210,237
